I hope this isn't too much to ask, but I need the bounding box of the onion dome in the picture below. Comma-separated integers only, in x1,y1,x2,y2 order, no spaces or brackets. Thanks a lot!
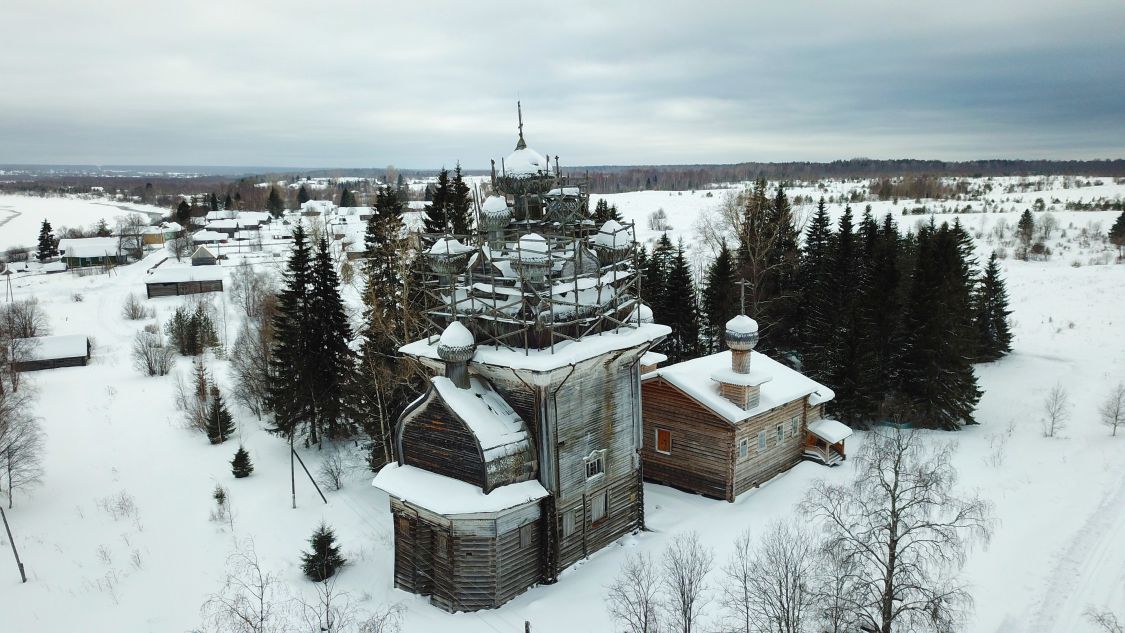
629,302,654,324
480,195,512,231
724,314,759,351
514,233,551,283
593,219,633,264
505,146,547,177
426,237,474,275
437,321,476,363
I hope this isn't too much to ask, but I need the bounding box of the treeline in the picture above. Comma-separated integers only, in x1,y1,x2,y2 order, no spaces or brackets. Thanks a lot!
576,158,1125,193
643,180,1013,430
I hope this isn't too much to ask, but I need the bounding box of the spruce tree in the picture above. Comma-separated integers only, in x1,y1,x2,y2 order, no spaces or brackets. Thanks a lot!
593,199,622,224
861,214,906,402
449,163,473,235
206,386,236,444
972,253,1012,361
646,234,676,326
1110,209,1125,254
209,192,219,212
701,242,739,352
269,223,314,441
301,522,346,582
223,193,233,211
823,206,876,424
307,238,357,442
176,201,191,227
1017,209,1035,246
231,446,254,478
297,185,310,206
797,198,835,380
339,187,357,208
37,219,57,262
660,242,702,363
422,168,451,233
266,186,285,218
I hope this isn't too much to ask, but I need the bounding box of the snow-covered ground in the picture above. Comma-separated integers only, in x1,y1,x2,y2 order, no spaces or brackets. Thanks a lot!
0,194,168,252
1,180,1123,632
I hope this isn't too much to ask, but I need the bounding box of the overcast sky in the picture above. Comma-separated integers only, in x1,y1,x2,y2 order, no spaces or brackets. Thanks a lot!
2,0,1123,168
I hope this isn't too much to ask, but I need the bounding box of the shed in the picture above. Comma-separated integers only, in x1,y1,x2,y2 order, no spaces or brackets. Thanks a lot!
145,266,224,298
10,335,91,372
191,245,218,266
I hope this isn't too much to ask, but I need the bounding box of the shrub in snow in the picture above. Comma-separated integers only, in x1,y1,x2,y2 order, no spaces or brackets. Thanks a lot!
210,484,229,522
318,449,349,491
231,446,253,478
1042,383,1070,438
132,330,175,376
302,522,346,582
121,293,154,320
165,301,219,356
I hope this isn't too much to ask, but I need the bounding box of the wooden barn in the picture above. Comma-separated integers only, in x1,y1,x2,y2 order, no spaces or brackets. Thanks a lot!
144,266,224,298
191,245,218,266
373,118,669,613
10,334,91,372
640,315,849,502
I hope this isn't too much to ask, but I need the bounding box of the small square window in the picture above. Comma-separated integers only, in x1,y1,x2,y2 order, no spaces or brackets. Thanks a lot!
738,438,749,459
757,430,767,452
656,428,672,454
585,450,605,479
591,491,608,524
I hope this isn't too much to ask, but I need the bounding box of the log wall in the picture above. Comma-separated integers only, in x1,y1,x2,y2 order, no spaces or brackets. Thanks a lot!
640,378,734,500
732,398,808,497
400,393,487,489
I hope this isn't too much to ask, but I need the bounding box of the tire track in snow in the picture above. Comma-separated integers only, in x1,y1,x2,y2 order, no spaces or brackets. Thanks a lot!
1029,472,1125,633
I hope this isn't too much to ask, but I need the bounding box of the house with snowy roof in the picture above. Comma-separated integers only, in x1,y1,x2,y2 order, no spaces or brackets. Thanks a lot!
57,237,125,268
640,314,850,502
373,110,668,612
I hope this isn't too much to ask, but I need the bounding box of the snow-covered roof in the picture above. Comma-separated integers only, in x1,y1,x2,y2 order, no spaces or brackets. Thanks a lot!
191,230,227,242
546,186,580,196
57,237,119,258
645,350,833,424
808,419,853,444
205,219,240,230
505,147,546,177
641,351,667,366
726,314,759,334
439,321,475,349
301,200,335,212
402,323,670,374
191,245,216,259
481,196,509,214
373,463,548,516
594,220,632,250
432,376,527,454
516,233,548,262
146,266,224,284
12,334,88,361
428,237,474,256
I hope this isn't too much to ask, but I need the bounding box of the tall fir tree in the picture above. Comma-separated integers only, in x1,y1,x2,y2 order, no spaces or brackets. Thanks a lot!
209,192,219,212
268,223,315,441
37,219,57,262
223,193,233,211
701,242,739,352
972,253,1013,362
176,200,191,227
266,186,285,218
307,237,357,441
422,168,452,233
1017,209,1035,245
1109,209,1125,253
356,187,411,468
339,187,357,208
659,242,702,363
593,199,622,224
645,233,676,326
797,198,835,380
860,214,906,405
449,163,473,235
206,386,236,444
297,185,310,206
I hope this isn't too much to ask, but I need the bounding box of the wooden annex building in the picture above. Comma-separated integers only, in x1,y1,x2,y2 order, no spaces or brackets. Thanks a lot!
144,266,224,298
9,334,91,372
640,315,851,502
373,117,669,612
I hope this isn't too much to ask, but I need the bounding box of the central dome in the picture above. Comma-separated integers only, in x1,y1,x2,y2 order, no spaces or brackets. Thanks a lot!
505,146,546,177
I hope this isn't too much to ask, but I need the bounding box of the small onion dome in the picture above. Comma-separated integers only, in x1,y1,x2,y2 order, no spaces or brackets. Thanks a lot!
426,237,474,275
593,219,631,250
505,146,547,177
516,233,549,263
629,302,654,324
437,321,476,363
725,314,759,350
480,195,512,230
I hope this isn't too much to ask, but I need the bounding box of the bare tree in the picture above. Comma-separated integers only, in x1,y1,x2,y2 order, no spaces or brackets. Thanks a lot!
1042,383,1071,437
122,293,155,320
230,300,276,420
169,234,194,262
201,539,289,633
132,329,175,376
1099,382,1125,437
230,264,277,320
1,297,50,339
721,522,815,633
115,213,150,261
1086,607,1124,633
811,546,860,633
606,552,662,633
318,449,350,491
0,388,45,508
802,429,994,633
661,531,714,633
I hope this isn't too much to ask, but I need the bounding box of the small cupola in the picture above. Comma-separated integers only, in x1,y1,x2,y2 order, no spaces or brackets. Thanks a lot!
711,314,771,410
437,321,476,389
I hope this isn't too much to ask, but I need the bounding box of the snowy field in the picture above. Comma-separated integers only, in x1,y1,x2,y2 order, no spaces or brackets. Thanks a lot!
1,179,1124,632
0,194,168,253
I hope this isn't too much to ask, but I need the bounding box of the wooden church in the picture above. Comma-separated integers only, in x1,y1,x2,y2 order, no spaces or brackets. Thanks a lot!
373,108,669,612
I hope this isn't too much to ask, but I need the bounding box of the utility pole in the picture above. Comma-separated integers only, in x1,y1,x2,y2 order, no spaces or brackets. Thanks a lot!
290,433,296,510
0,506,27,583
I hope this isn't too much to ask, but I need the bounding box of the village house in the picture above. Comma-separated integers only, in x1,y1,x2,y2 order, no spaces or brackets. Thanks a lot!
373,116,668,612
9,334,91,372
144,265,224,298
190,245,218,266
640,315,851,502
56,237,125,268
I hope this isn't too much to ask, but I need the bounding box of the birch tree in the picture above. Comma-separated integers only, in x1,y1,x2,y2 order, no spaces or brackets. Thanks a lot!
1099,383,1125,437
662,531,714,633
606,552,662,633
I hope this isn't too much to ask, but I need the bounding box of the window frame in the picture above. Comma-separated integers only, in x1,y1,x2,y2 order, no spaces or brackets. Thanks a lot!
591,491,608,525
585,450,606,480
757,430,767,453
655,428,672,455
738,437,749,459
562,508,576,537
776,424,784,443
790,416,800,437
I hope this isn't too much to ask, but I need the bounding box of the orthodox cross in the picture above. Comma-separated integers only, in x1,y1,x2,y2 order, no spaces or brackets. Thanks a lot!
736,278,752,315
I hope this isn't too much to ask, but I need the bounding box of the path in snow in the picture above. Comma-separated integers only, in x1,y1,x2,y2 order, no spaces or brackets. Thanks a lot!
0,203,19,229
1029,472,1125,632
